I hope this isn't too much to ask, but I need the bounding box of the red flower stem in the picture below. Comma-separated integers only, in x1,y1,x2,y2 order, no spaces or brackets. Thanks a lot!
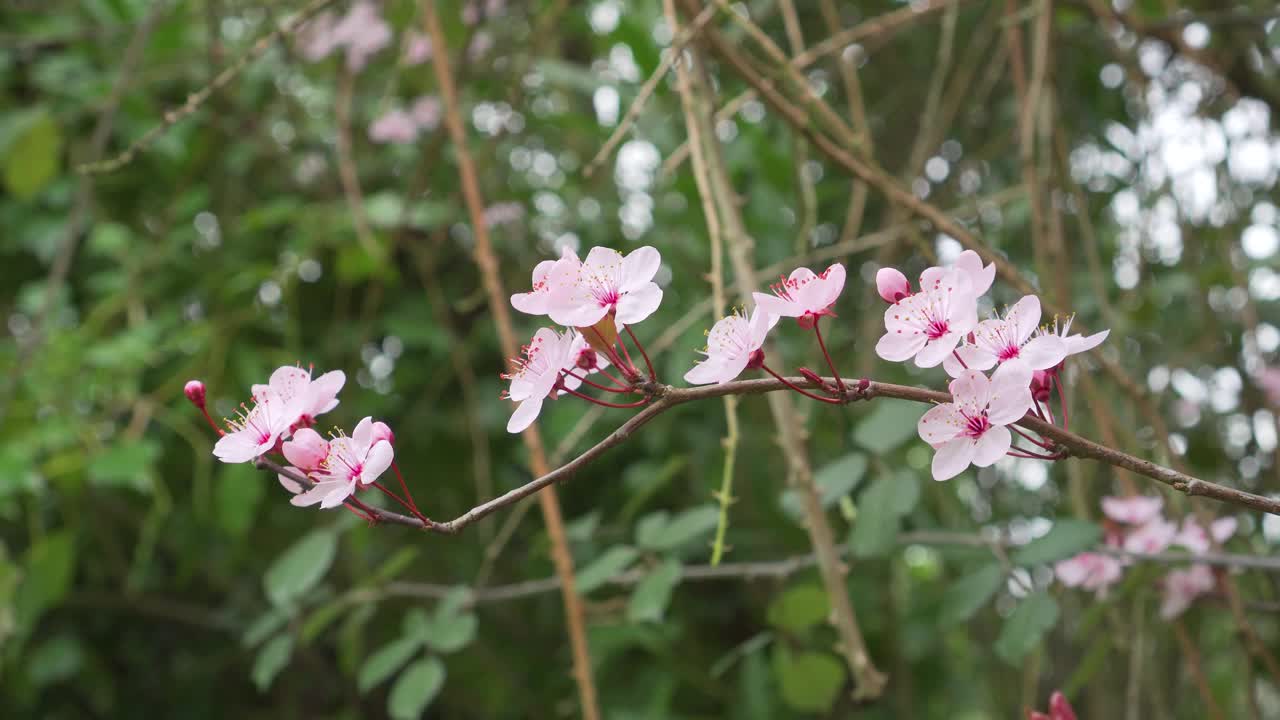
584,325,627,369
1011,424,1056,451
614,329,640,378
342,502,375,522
951,350,969,370
761,364,843,405
623,325,657,380
596,367,630,388
812,320,846,393
1033,397,1049,422
391,461,419,511
1007,445,1064,460
347,495,382,521
566,370,634,395
372,481,431,523
561,385,649,409
1053,371,1070,431
198,406,225,436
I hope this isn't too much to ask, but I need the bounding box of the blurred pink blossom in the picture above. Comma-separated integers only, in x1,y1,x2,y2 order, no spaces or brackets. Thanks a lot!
369,109,418,144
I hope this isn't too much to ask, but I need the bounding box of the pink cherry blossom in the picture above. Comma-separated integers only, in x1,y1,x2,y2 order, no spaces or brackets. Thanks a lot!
410,96,442,131
1035,314,1109,359
876,267,911,304
369,109,418,144
511,249,581,316
684,308,778,386
876,269,978,368
403,32,433,65
1160,564,1216,619
1173,516,1237,554
919,250,996,299
330,1,392,72
917,362,1035,480
251,365,345,431
943,295,1067,377
502,328,583,433
546,246,663,327
1123,518,1177,554
297,12,340,62
212,390,303,464
1054,552,1123,595
1101,495,1164,525
278,428,330,494
293,417,394,509
753,264,846,320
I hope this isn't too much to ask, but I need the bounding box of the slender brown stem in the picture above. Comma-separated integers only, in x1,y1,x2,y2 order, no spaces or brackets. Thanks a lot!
761,364,843,405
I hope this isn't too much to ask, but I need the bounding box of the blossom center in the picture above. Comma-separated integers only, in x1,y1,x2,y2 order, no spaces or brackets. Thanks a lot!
961,411,991,439
925,320,950,340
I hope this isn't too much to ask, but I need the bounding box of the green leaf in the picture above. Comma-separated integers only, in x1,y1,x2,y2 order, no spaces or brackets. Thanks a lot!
995,592,1060,664
644,505,719,552
87,439,159,492
387,657,446,720
772,646,846,713
849,474,920,558
14,531,76,631
781,453,866,518
938,564,1005,626
852,402,923,453
635,511,670,550
627,559,682,623
365,192,405,228
2,108,62,200
242,608,288,648
216,463,265,537
264,530,338,607
1012,520,1102,567
576,546,639,593
422,613,478,654
252,634,294,691
766,585,830,633
358,636,423,693
26,633,85,687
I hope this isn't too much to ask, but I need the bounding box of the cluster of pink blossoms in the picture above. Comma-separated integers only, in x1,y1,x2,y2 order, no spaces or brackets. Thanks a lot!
185,366,426,524
1054,495,1237,618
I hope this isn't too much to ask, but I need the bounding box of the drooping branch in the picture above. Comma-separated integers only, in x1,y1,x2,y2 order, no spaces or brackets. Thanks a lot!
254,375,1280,535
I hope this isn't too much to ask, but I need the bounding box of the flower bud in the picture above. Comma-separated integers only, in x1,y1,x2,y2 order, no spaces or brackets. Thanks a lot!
184,380,207,408
797,366,827,389
575,348,599,371
745,348,765,370
876,267,911,304
371,421,395,446
796,313,817,330
1048,692,1076,720
1031,370,1052,403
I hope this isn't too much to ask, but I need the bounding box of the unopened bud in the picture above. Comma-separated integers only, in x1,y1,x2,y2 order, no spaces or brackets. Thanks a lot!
1031,370,1052,403
184,380,207,408
745,348,765,370
796,313,817,330
371,421,395,446
575,348,598,371
876,267,911,304
1048,692,1076,720
797,367,826,389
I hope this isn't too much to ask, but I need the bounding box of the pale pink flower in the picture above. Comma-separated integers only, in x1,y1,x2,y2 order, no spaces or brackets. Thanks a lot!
1173,516,1237,554
331,1,392,72
917,362,1035,480
943,295,1067,377
292,417,394,509
277,428,330,494
212,390,303,464
1123,518,1178,555
403,31,432,65
876,269,978,368
369,109,418,144
483,202,523,228
467,31,494,61
684,308,778,386
297,12,340,62
875,267,911,304
370,420,395,446
1160,564,1216,619
753,264,846,321
410,96,442,130
1101,495,1164,525
502,328,583,433
546,246,663,327
511,248,581,316
919,250,996,300
1054,552,1123,595
251,365,345,431
1035,314,1109,360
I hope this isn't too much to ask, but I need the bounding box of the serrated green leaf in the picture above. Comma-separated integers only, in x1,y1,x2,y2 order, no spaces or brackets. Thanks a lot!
576,546,639,593
627,559,682,622
1013,521,1102,567
358,636,423,693
939,564,1005,625
995,592,1060,664
766,584,829,633
264,530,338,607
772,646,846,713
252,634,293,691
388,657,446,720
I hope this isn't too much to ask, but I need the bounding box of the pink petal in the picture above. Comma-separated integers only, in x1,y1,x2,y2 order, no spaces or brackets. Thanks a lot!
987,361,1034,425
615,282,663,325
971,426,1011,467
803,263,846,310
507,396,544,433
747,308,780,346
291,478,346,507
1211,517,1237,543
270,365,311,399
876,267,911,303
932,438,976,481
620,246,661,291
1066,329,1110,355
875,329,928,362
685,355,747,385
943,344,996,378
752,291,801,318
915,332,962,368
361,441,395,485
351,416,375,449
1019,335,1068,370
1006,295,1042,344
1100,495,1163,525
918,403,964,445
213,431,270,464
320,480,356,509
278,474,305,494
948,370,992,417
283,428,329,471
548,300,608,328
953,250,995,297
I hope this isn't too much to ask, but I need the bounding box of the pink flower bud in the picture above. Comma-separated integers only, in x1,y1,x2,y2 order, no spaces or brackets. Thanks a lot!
184,380,207,408
1031,370,1052,403
371,421,395,446
575,348,599,371
1027,713,1050,720
1049,692,1076,720
796,313,817,330
745,348,765,370
876,267,911,304
797,367,827,390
